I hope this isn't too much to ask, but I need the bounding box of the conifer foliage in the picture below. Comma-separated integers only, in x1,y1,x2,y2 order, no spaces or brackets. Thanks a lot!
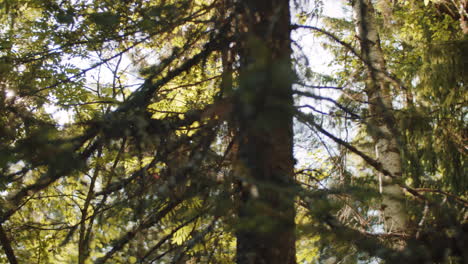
0,0,466,263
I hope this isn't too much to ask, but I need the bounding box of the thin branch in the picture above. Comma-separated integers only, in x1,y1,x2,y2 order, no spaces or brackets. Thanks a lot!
95,200,181,264
139,214,202,262
415,188,468,207
59,100,117,107
293,24,409,92
294,90,361,119
295,111,427,201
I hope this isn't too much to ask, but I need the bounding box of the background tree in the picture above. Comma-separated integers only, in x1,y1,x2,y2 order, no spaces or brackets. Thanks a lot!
295,0,467,262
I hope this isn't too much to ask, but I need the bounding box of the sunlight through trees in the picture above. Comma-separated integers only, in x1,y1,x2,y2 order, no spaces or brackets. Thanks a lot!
0,0,466,263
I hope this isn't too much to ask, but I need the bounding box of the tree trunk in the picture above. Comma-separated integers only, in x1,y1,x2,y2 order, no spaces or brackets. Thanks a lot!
0,225,18,264
352,0,408,234
233,1,296,263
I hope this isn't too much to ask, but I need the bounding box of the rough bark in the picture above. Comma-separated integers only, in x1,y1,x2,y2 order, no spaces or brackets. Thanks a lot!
233,1,296,263
352,0,408,234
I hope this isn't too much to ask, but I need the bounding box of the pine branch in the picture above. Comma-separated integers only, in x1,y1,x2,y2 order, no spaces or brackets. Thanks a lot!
0,21,232,224
95,201,181,264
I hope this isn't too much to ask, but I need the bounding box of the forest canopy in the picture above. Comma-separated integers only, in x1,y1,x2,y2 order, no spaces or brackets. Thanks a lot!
0,0,466,263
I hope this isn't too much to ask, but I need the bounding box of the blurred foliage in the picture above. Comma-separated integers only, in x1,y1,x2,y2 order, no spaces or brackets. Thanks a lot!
0,0,466,263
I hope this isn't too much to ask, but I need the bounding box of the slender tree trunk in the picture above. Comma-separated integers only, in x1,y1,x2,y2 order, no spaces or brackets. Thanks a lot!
0,225,18,264
78,149,101,264
233,1,296,263
352,0,408,234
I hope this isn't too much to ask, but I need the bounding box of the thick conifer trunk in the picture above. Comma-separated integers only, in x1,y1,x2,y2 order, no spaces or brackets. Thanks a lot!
233,1,296,263
352,0,408,234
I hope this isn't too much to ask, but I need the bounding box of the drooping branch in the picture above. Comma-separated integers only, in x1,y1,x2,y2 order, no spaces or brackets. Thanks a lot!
0,25,232,223
296,111,394,178
295,111,427,202
292,24,409,93
294,90,361,119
